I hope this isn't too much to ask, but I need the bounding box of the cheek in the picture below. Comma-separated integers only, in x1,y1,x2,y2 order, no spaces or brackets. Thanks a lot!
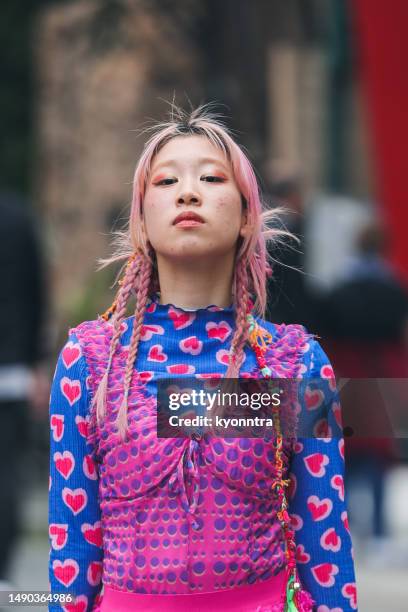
215,186,242,211
215,195,242,230
143,194,165,234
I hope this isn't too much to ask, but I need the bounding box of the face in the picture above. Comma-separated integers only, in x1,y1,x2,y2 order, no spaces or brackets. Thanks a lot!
142,135,248,263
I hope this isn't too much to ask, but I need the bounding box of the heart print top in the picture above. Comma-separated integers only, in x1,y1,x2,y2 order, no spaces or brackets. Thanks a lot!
48,295,357,611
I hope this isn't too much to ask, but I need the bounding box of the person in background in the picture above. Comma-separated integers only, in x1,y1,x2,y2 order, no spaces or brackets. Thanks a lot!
0,192,50,588
316,221,408,552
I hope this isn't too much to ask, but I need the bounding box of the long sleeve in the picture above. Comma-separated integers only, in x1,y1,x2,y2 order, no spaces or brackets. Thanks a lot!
48,332,103,612
288,340,358,611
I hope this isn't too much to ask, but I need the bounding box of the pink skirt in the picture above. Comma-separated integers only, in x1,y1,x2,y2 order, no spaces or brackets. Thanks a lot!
96,571,287,612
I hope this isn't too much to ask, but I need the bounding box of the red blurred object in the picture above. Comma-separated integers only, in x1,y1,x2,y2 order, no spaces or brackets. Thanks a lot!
351,0,408,284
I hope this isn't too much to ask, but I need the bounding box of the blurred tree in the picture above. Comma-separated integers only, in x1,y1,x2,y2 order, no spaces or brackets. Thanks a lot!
0,0,66,195
325,0,353,192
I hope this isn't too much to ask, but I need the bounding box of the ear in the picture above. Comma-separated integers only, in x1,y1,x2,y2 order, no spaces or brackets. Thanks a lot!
140,219,154,252
239,209,251,238
140,212,148,242
141,220,146,240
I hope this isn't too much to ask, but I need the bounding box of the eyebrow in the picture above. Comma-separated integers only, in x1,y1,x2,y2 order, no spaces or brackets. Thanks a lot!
151,157,230,174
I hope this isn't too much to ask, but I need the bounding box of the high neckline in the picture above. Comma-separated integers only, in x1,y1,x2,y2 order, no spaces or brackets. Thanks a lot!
148,292,235,314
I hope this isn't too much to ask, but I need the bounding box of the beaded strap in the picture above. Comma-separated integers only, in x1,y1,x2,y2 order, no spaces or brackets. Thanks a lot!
247,313,314,612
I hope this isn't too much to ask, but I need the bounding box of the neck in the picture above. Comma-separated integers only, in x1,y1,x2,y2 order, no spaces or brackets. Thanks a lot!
156,253,235,310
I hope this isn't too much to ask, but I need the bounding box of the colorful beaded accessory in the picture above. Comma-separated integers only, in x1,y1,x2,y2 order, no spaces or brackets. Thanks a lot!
247,313,314,612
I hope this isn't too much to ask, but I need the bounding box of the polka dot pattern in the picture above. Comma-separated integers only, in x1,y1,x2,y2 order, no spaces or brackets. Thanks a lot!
66,305,306,595
48,296,357,611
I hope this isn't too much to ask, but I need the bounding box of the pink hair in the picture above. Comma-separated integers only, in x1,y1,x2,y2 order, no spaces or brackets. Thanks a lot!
93,102,294,439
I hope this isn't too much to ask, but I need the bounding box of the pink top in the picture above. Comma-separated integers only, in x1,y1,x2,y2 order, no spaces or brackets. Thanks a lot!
48,298,357,611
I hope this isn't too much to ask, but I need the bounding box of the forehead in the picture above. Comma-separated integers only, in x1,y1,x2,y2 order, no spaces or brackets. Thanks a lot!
151,135,230,170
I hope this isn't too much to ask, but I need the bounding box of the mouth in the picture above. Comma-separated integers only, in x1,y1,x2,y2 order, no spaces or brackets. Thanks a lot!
173,212,205,226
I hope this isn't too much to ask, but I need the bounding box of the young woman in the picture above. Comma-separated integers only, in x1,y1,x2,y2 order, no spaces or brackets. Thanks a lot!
48,105,357,611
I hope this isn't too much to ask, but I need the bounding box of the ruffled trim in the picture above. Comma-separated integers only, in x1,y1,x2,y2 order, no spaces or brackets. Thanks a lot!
69,316,153,459
149,291,235,313
69,317,113,458
251,321,316,380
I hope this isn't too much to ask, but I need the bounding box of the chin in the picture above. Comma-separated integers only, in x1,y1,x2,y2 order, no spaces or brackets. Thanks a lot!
161,245,236,264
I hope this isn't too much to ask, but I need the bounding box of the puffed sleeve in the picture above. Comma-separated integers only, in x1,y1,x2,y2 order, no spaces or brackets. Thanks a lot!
287,339,358,611
48,332,103,611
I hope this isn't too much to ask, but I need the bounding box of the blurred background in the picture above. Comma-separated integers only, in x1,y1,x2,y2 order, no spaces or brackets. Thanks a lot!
1,0,408,610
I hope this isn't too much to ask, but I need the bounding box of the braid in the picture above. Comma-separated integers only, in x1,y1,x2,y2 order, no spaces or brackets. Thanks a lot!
116,255,153,439
94,253,141,424
110,255,142,331
100,252,141,323
225,257,251,378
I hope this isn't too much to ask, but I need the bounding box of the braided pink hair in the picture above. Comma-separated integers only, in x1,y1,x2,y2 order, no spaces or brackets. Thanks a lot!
94,102,294,439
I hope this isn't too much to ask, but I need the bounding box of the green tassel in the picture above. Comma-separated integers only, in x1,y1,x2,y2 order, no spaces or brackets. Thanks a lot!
247,314,255,333
285,575,299,612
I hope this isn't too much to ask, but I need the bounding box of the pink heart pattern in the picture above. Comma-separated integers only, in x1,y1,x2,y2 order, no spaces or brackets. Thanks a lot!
311,562,339,587
147,344,168,363
61,341,81,369
145,301,157,314
341,583,357,609
51,414,65,442
166,364,196,375
87,561,102,586
75,416,88,438
140,324,164,341
138,371,154,382
49,523,68,550
305,386,324,410
62,594,88,612
289,513,303,531
81,522,102,547
179,336,203,355
321,527,342,552
205,321,232,342
341,511,350,534
60,377,81,407
331,474,345,501
168,307,195,330
304,453,329,477
54,451,75,480
53,559,79,587
216,349,231,365
62,487,87,515
307,495,333,521
296,544,310,563
83,454,97,480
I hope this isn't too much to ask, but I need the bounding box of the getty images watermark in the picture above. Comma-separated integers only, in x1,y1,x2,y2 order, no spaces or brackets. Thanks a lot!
166,386,283,430
156,378,308,439
156,377,408,439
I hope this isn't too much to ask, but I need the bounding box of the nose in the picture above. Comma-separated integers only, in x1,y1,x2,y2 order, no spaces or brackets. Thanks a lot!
177,187,202,206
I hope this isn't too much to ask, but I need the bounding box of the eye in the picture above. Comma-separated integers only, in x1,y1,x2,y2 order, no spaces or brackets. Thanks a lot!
154,178,177,186
201,175,226,183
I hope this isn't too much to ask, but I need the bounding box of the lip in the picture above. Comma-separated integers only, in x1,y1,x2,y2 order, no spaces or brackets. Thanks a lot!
173,212,205,225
